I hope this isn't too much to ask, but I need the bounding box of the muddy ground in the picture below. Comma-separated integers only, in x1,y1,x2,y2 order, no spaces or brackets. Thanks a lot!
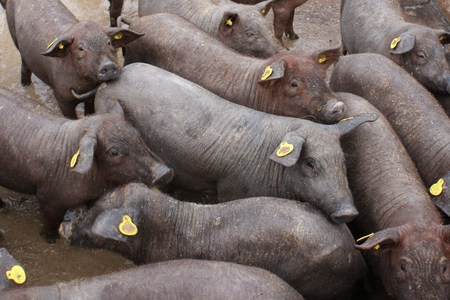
0,0,390,298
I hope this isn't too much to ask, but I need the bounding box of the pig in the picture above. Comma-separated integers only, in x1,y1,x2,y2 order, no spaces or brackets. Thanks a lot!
2,0,143,119
0,86,173,243
0,248,26,292
124,13,346,124
330,53,450,217
138,0,287,58
340,0,450,95
95,62,378,223
337,92,450,300
60,182,367,299
231,0,309,42
0,259,304,300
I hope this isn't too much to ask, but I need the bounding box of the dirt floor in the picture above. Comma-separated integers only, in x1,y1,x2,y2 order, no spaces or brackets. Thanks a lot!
0,0,390,298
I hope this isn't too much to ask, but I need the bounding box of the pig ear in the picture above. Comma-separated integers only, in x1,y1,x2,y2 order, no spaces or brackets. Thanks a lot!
355,227,401,256
219,12,239,38
254,0,273,16
389,32,415,55
109,28,145,48
269,132,305,167
333,113,379,137
313,45,342,70
91,209,139,244
71,133,98,174
41,36,73,57
258,60,286,84
437,31,450,45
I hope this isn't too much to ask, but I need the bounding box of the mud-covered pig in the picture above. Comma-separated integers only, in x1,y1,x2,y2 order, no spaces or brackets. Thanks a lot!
232,0,309,42
337,92,450,300
0,87,173,243
124,13,345,124
340,0,450,95
331,53,450,217
138,0,286,58
95,63,378,223
2,0,143,119
60,182,367,299
0,259,304,299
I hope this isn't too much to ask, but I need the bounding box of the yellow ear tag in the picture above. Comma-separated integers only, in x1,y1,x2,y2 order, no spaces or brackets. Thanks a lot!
339,116,354,123
276,141,294,157
6,265,26,284
47,38,59,49
440,35,447,41
225,18,233,26
430,178,445,196
261,8,266,14
317,54,327,64
114,32,123,40
70,149,80,168
151,186,161,192
261,66,273,81
390,37,401,49
118,215,138,236
373,244,380,250
58,42,65,50
356,232,374,243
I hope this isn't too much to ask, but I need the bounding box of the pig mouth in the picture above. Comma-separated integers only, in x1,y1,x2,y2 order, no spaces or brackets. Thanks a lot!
71,87,98,100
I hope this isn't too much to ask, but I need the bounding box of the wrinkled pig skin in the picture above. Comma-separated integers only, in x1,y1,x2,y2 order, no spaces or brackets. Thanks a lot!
232,0,309,42
340,0,450,95
95,63,378,224
138,0,287,58
0,259,304,300
337,92,450,300
124,13,346,124
60,183,367,299
0,87,173,243
0,248,24,292
2,0,143,119
330,53,450,217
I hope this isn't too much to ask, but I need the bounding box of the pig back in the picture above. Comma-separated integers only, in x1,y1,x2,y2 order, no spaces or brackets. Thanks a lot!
331,54,450,193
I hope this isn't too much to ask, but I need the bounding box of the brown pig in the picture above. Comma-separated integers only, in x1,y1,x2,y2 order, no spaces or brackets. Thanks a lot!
0,87,173,243
2,0,143,119
124,13,346,124
338,92,450,300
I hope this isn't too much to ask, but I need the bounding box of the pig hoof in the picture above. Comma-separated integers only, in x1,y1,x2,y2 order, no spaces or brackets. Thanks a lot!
40,229,59,244
21,79,32,86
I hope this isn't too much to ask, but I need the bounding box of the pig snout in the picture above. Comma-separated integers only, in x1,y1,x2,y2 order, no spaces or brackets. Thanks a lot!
323,99,346,123
330,204,359,223
98,60,120,81
151,164,174,187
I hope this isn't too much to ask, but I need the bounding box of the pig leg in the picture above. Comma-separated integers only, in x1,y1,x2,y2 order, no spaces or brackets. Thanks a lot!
84,97,95,116
40,206,66,244
54,93,78,119
285,10,299,40
108,0,124,27
20,58,32,86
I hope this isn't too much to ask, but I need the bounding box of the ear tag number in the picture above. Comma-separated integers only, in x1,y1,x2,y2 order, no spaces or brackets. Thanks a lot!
276,141,294,157
261,66,273,81
70,150,80,168
119,215,138,236
390,37,401,49
6,265,26,284
430,178,445,196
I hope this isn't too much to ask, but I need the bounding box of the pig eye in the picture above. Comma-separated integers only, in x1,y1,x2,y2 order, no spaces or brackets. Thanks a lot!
78,46,85,52
415,51,426,59
306,159,315,169
107,40,112,46
109,149,120,157
400,263,407,272
290,81,299,88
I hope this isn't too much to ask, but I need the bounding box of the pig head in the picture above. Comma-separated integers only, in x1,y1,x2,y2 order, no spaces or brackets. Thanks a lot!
4,0,143,119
